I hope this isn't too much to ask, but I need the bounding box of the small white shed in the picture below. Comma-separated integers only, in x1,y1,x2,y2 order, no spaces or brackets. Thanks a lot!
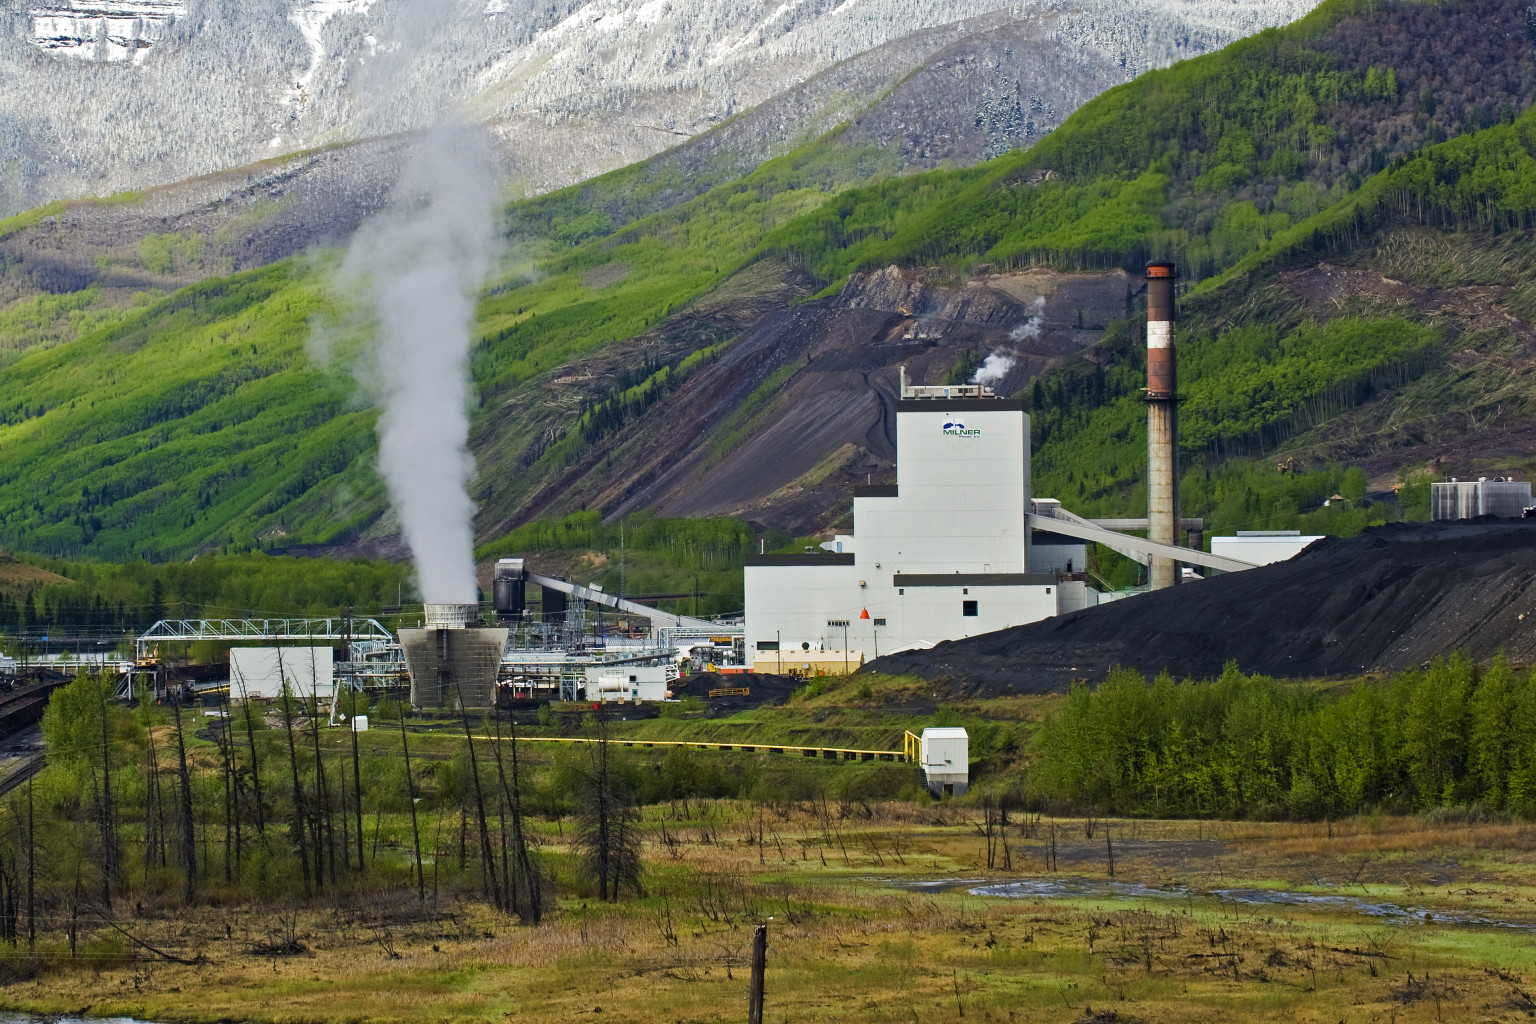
919,726,969,797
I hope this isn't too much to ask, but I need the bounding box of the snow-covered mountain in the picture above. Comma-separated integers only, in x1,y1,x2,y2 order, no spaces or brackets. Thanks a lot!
0,0,1321,217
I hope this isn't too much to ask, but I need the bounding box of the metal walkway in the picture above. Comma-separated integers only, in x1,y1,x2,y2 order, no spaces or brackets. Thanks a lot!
475,733,908,762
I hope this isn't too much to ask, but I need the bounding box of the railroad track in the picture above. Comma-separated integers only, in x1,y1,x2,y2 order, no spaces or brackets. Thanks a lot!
0,754,43,798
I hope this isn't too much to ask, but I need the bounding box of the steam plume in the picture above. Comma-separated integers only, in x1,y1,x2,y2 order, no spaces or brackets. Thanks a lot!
973,352,1016,387
339,120,499,604
1008,295,1047,342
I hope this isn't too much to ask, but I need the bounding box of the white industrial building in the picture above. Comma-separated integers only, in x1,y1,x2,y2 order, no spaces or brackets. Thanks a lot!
743,373,1261,671
745,375,1093,669
229,646,334,699
1211,530,1323,566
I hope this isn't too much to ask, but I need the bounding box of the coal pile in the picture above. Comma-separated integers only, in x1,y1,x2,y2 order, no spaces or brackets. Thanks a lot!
866,520,1536,691
673,671,803,708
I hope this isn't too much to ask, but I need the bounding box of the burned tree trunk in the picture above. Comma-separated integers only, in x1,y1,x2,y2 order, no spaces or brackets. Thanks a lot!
398,704,425,903
492,711,542,924
350,690,365,874
171,698,197,901
95,674,118,911
575,709,641,902
279,682,312,899
455,686,502,911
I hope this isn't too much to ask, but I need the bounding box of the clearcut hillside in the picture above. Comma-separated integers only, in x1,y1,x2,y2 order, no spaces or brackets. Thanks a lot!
0,0,1533,571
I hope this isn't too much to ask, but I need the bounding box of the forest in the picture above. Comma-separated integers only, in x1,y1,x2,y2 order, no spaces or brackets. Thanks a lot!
4,0,1533,565
1028,655,1536,819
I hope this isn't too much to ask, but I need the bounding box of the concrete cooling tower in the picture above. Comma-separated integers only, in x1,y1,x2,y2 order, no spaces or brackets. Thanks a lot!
400,603,508,710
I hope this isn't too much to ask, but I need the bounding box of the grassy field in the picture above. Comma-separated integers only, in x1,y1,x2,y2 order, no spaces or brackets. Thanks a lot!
3,803,1536,1024
4,673,1536,1024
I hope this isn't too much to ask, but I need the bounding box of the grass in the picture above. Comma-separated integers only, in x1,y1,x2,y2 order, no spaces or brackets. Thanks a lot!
5,805,1536,1023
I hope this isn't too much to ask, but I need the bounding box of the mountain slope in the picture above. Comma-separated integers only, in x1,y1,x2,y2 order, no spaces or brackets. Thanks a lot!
0,0,1316,217
2,0,1534,566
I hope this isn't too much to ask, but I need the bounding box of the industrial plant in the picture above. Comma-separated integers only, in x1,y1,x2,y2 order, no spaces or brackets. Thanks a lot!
100,263,1536,714
115,261,1345,712
740,262,1258,672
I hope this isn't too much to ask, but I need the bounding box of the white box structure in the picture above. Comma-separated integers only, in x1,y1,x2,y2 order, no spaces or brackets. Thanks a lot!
744,377,1074,669
1211,531,1323,567
1431,478,1533,520
919,727,969,796
229,646,334,700
585,665,670,702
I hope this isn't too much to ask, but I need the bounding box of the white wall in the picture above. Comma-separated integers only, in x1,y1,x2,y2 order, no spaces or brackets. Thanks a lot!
1212,534,1323,566
857,405,1030,575
229,647,334,699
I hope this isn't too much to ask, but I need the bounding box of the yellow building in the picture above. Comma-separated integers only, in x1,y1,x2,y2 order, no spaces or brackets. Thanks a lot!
752,649,865,677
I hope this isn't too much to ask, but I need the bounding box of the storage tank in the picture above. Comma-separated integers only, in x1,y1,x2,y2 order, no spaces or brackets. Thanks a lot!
400,603,508,710
493,558,526,621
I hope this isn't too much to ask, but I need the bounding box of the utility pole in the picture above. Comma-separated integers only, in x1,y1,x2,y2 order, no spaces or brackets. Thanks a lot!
748,923,768,1024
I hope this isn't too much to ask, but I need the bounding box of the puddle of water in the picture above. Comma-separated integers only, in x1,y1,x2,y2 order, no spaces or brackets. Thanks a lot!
928,877,1536,932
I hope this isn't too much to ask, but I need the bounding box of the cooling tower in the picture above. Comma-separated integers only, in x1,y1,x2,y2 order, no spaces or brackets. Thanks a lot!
401,603,508,710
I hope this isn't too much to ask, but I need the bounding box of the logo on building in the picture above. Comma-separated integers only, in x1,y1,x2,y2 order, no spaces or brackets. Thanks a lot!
942,418,981,438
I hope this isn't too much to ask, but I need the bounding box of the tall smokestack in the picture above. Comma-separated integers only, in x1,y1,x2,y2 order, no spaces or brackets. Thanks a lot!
1145,261,1179,590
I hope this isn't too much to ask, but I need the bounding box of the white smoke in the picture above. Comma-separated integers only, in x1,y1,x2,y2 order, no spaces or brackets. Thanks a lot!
324,6,501,605
973,352,1016,387
1008,295,1047,342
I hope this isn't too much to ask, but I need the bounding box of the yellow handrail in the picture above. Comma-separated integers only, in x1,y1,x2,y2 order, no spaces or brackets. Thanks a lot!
469,733,908,761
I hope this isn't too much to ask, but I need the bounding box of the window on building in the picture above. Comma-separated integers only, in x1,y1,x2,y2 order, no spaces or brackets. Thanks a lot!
962,600,978,617
898,588,904,595
827,619,850,627
1045,587,1051,595
758,641,779,651
874,618,887,626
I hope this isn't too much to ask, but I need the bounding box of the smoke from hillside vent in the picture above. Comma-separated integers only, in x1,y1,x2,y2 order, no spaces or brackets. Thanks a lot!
973,352,1016,386
339,120,499,604
1008,295,1047,342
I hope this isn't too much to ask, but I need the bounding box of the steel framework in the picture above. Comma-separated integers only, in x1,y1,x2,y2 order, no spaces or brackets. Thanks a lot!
136,617,394,659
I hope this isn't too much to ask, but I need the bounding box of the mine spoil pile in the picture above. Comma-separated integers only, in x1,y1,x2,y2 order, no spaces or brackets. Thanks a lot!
868,520,1536,690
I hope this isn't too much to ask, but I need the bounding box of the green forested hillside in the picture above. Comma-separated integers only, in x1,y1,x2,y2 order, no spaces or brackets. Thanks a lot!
0,0,1532,574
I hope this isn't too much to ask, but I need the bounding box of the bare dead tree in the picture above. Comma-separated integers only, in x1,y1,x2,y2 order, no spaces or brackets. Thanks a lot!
25,776,34,947
307,654,336,887
398,703,424,903
350,687,365,874
171,696,197,901
575,707,641,902
95,673,118,911
278,679,312,899
215,692,236,882
454,683,503,910
143,706,167,881
232,665,267,838
491,710,542,924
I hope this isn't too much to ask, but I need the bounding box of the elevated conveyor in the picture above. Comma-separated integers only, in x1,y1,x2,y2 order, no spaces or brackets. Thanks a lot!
1027,510,1256,573
525,571,733,633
